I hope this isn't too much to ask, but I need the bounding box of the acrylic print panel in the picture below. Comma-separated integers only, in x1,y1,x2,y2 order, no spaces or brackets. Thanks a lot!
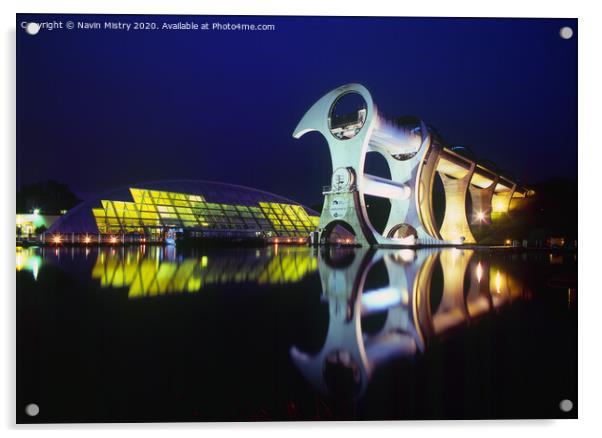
16,14,577,422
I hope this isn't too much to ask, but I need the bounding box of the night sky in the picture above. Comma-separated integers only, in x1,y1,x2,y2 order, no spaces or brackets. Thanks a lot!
17,14,577,207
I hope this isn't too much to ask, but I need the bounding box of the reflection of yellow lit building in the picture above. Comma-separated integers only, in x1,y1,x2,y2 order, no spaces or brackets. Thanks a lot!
91,246,318,299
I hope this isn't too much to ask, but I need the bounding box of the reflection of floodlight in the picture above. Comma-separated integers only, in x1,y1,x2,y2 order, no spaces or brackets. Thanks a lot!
476,262,483,283
495,270,502,294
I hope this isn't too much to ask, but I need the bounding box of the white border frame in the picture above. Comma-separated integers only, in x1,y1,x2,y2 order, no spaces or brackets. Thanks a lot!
2,1,599,436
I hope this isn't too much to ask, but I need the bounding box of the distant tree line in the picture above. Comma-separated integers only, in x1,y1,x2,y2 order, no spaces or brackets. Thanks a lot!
16,180,81,215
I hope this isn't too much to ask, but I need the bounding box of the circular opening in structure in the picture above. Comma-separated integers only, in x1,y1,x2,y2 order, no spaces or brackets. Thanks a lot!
322,220,356,246
390,116,425,161
363,152,392,235
388,223,418,243
432,173,446,231
328,92,367,140
364,195,391,236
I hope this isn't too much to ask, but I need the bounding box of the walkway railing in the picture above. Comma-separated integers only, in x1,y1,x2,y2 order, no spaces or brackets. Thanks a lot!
323,184,357,194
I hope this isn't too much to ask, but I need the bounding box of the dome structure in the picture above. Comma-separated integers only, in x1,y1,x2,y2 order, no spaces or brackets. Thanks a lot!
47,180,320,241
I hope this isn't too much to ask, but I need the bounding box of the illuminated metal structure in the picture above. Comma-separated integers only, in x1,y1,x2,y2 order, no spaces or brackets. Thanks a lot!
47,180,320,242
293,83,530,246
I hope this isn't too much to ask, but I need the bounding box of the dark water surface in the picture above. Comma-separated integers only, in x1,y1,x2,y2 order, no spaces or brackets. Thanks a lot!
16,245,577,422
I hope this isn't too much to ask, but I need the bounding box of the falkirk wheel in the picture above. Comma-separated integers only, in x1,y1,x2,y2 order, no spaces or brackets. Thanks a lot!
293,83,525,247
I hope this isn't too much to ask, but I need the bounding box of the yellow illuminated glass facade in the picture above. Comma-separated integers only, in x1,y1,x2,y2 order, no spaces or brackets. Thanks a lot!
92,187,319,238
91,246,318,299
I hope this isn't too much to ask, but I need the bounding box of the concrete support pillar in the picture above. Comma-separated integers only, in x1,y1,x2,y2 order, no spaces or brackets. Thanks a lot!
469,175,499,226
491,183,517,217
438,163,476,244
318,190,377,246
415,146,444,241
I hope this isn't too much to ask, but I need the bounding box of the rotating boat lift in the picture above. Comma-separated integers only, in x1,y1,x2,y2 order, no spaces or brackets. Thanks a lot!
293,83,530,247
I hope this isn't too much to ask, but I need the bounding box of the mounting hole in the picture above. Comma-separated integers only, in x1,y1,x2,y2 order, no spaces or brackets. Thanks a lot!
25,403,39,417
559,26,573,40
329,92,367,140
25,22,41,36
559,399,573,412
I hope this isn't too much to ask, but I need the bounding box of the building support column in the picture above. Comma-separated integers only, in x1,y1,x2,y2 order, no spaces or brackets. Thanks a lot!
318,189,377,246
438,163,476,244
469,175,499,226
491,183,517,218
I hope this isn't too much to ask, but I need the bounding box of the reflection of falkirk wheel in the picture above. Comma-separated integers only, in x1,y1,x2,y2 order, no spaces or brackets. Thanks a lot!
293,83,449,247
289,248,524,400
290,248,439,400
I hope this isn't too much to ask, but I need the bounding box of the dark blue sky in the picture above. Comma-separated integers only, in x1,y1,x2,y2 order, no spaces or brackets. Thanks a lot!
17,14,577,206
